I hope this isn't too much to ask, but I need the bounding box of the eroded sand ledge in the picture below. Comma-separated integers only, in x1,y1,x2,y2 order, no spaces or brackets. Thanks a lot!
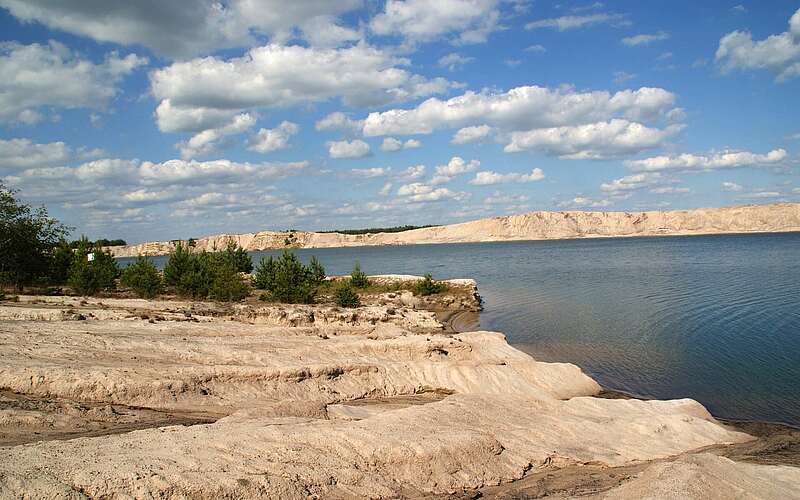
108,203,800,257
0,283,799,498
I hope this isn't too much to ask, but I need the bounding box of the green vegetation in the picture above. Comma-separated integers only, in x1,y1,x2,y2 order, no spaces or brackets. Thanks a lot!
49,240,75,284
218,240,253,273
68,238,126,248
413,274,447,296
121,256,162,298
253,251,325,304
320,224,439,235
162,242,250,301
349,262,370,288
68,238,120,295
0,183,71,290
334,282,361,308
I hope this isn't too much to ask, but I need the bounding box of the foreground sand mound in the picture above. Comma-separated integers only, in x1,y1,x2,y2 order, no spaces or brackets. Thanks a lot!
0,295,796,498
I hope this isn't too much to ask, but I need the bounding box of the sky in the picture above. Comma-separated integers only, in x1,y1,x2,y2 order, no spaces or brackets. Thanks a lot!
0,1,798,243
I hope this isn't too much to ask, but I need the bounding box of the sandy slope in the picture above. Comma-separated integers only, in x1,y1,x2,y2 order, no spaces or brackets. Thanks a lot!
0,293,798,498
108,203,800,257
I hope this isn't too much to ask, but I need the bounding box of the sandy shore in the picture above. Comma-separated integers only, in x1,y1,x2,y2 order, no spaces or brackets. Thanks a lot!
0,280,798,498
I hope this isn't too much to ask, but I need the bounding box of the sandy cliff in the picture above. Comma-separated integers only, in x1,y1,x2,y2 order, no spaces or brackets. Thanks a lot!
108,203,800,257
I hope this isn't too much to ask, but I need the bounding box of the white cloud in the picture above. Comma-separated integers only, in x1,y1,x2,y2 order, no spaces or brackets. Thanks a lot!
137,159,309,186
380,137,421,152
621,31,670,47
722,181,743,192
396,182,468,202
400,164,426,179
315,112,364,133
484,192,529,204
558,196,613,209
0,41,146,122
739,191,782,199
327,139,371,159
379,182,393,196
178,113,256,159
431,156,480,184
524,44,546,53
0,138,71,170
600,172,666,193
505,119,684,159
650,186,689,194
525,13,629,31
0,0,363,59
362,85,678,137
469,168,544,185
438,52,475,71
716,8,800,81
451,124,493,144
625,148,787,172
248,121,300,154
370,0,501,45
350,167,389,178
613,71,636,84
151,43,452,134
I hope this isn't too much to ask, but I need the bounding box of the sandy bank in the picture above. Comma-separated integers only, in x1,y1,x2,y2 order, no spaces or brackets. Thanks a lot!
108,202,800,257
0,289,798,498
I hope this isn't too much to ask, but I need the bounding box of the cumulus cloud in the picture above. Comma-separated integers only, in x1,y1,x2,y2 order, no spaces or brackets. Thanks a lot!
438,52,475,71
380,137,421,152
0,0,363,58
370,0,501,45
327,139,371,159
716,8,800,82
396,182,468,202
558,196,613,209
469,168,544,185
178,113,256,159
350,167,389,178
722,181,744,192
400,165,426,179
505,119,684,159
524,44,546,53
451,125,493,144
248,121,300,154
0,41,146,122
362,85,678,136
525,13,629,31
315,112,364,133
0,138,71,170
151,43,451,134
624,148,787,172
622,31,670,46
600,172,667,193
431,156,480,184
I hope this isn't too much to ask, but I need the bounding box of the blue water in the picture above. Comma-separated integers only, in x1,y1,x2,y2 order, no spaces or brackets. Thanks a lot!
121,233,800,426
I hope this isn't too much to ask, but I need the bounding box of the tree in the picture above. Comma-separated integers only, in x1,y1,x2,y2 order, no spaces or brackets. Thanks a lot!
0,183,71,290
414,274,446,296
209,263,250,301
218,240,253,273
164,241,193,287
49,239,75,284
334,282,360,308
349,261,369,289
308,256,326,286
121,256,162,298
254,251,320,304
68,238,119,295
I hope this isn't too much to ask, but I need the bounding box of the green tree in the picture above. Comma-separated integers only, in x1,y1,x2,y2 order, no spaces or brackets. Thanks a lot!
334,281,361,308
414,274,446,296
120,256,162,298
68,238,119,295
209,263,250,301
0,183,71,290
254,251,319,303
49,239,75,284
349,261,369,289
308,256,326,285
218,240,253,273
163,241,193,287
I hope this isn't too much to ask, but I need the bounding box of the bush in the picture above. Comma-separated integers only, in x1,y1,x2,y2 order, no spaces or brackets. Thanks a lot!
68,239,119,295
350,261,370,288
218,240,253,273
49,239,75,284
121,256,162,298
414,274,446,296
334,282,361,308
254,251,324,304
209,264,250,302
164,241,193,287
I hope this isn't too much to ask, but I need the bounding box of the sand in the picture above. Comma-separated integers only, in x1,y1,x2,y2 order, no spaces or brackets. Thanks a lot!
108,203,800,257
0,283,798,498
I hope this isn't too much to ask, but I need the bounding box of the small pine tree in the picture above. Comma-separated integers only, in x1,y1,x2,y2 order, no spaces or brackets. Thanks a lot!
334,282,361,308
254,251,319,303
350,261,369,289
209,263,250,302
120,256,162,298
219,240,253,273
163,241,193,287
308,255,326,286
413,274,446,296
68,239,119,295
49,239,75,284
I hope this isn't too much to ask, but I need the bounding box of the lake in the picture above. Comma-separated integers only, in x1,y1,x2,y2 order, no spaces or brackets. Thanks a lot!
121,233,800,426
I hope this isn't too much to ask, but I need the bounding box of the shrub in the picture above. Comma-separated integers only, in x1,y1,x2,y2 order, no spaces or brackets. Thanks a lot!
254,251,322,304
163,241,193,287
68,239,119,295
121,256,162,298
176,251,216,298
414,274,446,296
49,239,75,284
218,240,253,273
334,282,361,308
349,261,370,288
209,264,250,302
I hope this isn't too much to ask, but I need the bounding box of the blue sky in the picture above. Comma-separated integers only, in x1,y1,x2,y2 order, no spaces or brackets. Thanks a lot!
0,0,798,243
